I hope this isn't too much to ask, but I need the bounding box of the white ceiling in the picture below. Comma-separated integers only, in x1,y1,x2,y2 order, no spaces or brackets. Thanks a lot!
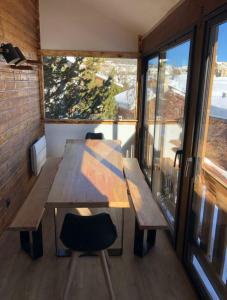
81,0,182,36
39,0,182,52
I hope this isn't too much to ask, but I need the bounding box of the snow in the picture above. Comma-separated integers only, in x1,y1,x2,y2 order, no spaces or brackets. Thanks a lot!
168,75,227,120
114,88,136,110
114,73,227,120
168,74,187,95
210,77,227,119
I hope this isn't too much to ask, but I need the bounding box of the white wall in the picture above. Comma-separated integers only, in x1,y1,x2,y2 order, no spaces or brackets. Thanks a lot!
39,0,138,52
45,123,136,157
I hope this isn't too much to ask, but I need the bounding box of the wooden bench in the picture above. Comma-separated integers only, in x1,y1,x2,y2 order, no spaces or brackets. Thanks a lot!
123,158,168,257
8,136,61,259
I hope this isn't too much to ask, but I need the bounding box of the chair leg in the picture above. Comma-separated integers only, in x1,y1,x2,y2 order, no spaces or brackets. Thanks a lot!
99,251,116,300
63,252,78,300
105,250,111,269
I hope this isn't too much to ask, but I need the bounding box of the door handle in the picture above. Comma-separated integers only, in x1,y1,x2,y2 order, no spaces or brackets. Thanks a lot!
174,149,183,168
184,157,193,177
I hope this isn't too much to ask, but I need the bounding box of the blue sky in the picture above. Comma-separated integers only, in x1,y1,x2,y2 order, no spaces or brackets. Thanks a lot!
148,20,227,66
217,21,227,62
148,41,191,67
166,41,190,67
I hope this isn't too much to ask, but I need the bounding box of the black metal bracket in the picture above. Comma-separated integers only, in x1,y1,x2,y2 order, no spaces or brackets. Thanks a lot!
20,222,43,259
134,218,156,257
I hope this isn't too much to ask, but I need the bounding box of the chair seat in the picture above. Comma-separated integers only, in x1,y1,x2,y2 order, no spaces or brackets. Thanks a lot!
60,213,117,252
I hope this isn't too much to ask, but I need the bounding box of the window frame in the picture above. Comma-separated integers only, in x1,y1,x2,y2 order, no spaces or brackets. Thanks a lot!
140,31,194,239
183,7,227,300
40,50,139,124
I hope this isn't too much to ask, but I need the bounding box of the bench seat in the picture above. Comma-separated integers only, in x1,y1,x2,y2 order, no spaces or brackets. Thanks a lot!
8,157,61,259
123,158,168,256
9,157,61,231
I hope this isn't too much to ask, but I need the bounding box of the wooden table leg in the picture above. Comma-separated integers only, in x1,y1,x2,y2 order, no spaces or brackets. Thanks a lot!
54,208,71,257
108,208,124,256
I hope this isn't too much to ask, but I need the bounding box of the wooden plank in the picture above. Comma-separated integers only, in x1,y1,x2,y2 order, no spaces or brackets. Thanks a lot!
46,140,129,208
142,0,227,55
135,35,143,158
123,158,168,229
8,157,61,231
40,49,139,59
45,118,137,125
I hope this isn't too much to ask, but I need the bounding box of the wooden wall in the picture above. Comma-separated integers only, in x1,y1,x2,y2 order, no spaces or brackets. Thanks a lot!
142,0,227,55
0,0,43,234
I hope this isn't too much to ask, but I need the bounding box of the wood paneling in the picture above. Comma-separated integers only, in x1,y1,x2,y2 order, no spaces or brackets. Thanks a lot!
40,49,139,58
142,0,227,55
45,118,137,125
0,0,43,234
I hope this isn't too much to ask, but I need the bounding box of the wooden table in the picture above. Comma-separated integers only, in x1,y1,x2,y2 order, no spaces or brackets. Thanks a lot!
46,139,129,256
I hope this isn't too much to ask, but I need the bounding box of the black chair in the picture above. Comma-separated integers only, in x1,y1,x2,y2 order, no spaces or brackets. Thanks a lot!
60,213,117,300
85,132,104,140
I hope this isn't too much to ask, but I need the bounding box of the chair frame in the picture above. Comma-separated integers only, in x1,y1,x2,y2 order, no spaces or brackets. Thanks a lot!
63,250,116,300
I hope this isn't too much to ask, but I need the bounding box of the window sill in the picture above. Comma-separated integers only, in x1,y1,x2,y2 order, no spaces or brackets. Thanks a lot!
44,118,138,125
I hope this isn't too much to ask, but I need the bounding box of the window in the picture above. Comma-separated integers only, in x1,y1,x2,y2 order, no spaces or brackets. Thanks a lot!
43,56,137,120
151,40,191,228
204,21,227,185
186,18,227,300
141,56,159,181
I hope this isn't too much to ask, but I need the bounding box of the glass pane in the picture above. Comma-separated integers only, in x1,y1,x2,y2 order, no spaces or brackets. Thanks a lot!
141,57,159,181
43,57,137,120
188,21,227,299
152,41,191,228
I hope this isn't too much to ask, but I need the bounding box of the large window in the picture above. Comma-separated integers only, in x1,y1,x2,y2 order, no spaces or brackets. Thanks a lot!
43,56,137,120
186,19,227,299
152,41,191,228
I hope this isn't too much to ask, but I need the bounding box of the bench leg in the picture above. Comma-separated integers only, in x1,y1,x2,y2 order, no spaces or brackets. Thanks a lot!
134,218,156,257
20,222,43,259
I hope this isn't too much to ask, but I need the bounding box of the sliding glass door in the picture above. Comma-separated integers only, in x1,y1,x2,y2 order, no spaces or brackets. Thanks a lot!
141,57,159,182
151,41,191,230
186,18,227,299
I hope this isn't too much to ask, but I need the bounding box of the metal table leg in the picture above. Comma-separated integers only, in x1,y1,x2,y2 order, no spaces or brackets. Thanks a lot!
108,208,124,256
20,222,43,259
54,208,71,257
134,218,156,257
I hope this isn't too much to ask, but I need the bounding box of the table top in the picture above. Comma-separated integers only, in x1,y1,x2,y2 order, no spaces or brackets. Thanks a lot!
46,139,129,208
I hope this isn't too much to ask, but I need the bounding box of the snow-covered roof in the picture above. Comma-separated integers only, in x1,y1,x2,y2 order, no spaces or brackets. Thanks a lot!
115,88,136,110
168,74,187,96
169,75,227,120
210,77,227,119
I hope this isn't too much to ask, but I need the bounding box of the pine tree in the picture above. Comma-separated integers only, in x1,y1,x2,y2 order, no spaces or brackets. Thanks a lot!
43,56,122,119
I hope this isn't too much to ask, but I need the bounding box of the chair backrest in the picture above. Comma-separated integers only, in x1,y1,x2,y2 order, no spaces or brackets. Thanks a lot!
31,135,47,176
85,132,104,140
